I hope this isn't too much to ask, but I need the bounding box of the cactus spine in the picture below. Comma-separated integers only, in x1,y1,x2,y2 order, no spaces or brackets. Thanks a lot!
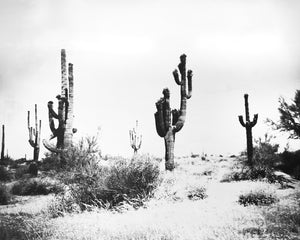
129,120,142,154
43,49,75,153
238,94,258,165
1,125,5,162
154,54,193,171
28,104,41,161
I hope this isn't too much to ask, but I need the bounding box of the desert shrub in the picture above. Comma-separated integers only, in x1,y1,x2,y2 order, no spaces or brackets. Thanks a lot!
47,136,160,213
238,190,278,206
0,165,12,181
66,155,160,211
278,150,300,179
187,187,207,200
0,184,11,205
28,163,38,176
11,178,63,196
14,165,29,179
222,134,288,184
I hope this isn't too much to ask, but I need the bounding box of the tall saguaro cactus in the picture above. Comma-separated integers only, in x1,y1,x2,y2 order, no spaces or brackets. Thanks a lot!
238,94,258,165
28,104,41,161
154,54,193,171
43,49,75,153
1,125,5,162
129,120,142,154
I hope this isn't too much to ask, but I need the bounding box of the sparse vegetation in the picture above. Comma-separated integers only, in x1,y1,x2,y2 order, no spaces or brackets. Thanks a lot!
238,189,278,206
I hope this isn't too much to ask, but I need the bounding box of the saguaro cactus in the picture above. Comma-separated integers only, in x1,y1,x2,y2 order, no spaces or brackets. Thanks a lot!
1,125,5,162
28,104,41,161
154,54,193,171
238,94,258,165
129,120,142,154
43,49,76,153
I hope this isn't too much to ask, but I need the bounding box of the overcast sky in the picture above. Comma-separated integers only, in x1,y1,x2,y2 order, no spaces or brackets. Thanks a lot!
0,0,299,159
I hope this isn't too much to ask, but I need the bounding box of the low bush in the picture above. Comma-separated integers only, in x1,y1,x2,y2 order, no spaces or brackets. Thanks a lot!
0,165,12,181
11,178,63,196
14,165,29,179
222,134,291,185
0,184,11,205
187,187,207,200
47,136,161,214
62,155,161,211
238,190,278,206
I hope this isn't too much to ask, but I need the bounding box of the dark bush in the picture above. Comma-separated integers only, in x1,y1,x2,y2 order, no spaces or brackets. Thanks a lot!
11,179,62,196
278,150,300,180
28,163,38,176
238,191,278,206
0,166,12,182
187,187,207,200
14,165,29,179
0,184,11,205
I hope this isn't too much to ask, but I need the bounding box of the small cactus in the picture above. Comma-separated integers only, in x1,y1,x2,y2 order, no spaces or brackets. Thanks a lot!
27,104,41,161
43,49,76,153
238,94,258,165
154,54,193,171
129,120,142,154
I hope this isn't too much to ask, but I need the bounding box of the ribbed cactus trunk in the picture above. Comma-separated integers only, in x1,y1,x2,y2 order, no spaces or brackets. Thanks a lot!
1,125,5,162
164,129,175,170
65,63,74,148
155,54,193,171
238,94,258,165
28,104,41,161
43,49,75,153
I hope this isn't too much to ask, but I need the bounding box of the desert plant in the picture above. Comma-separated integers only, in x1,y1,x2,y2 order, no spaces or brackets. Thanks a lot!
0,184,11,205
238,190,278,206
1,124,5,164
56,154,160,212
43,49,76,153
129,120,142,154
238,94,258,165
27,104,41,162
187,187,207,200
154,54,193,171
0,165,12,181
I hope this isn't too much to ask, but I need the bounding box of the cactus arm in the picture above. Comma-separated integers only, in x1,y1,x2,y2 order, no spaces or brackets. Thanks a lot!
155,98,167,137
155,112,166,137
48,101,59,119
250,114,258,127
173,70,181,85
42,139,63,153
186,70,193,99
172,109,180,126
173,54,190,133
137,135,142,149
238,115,246,127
